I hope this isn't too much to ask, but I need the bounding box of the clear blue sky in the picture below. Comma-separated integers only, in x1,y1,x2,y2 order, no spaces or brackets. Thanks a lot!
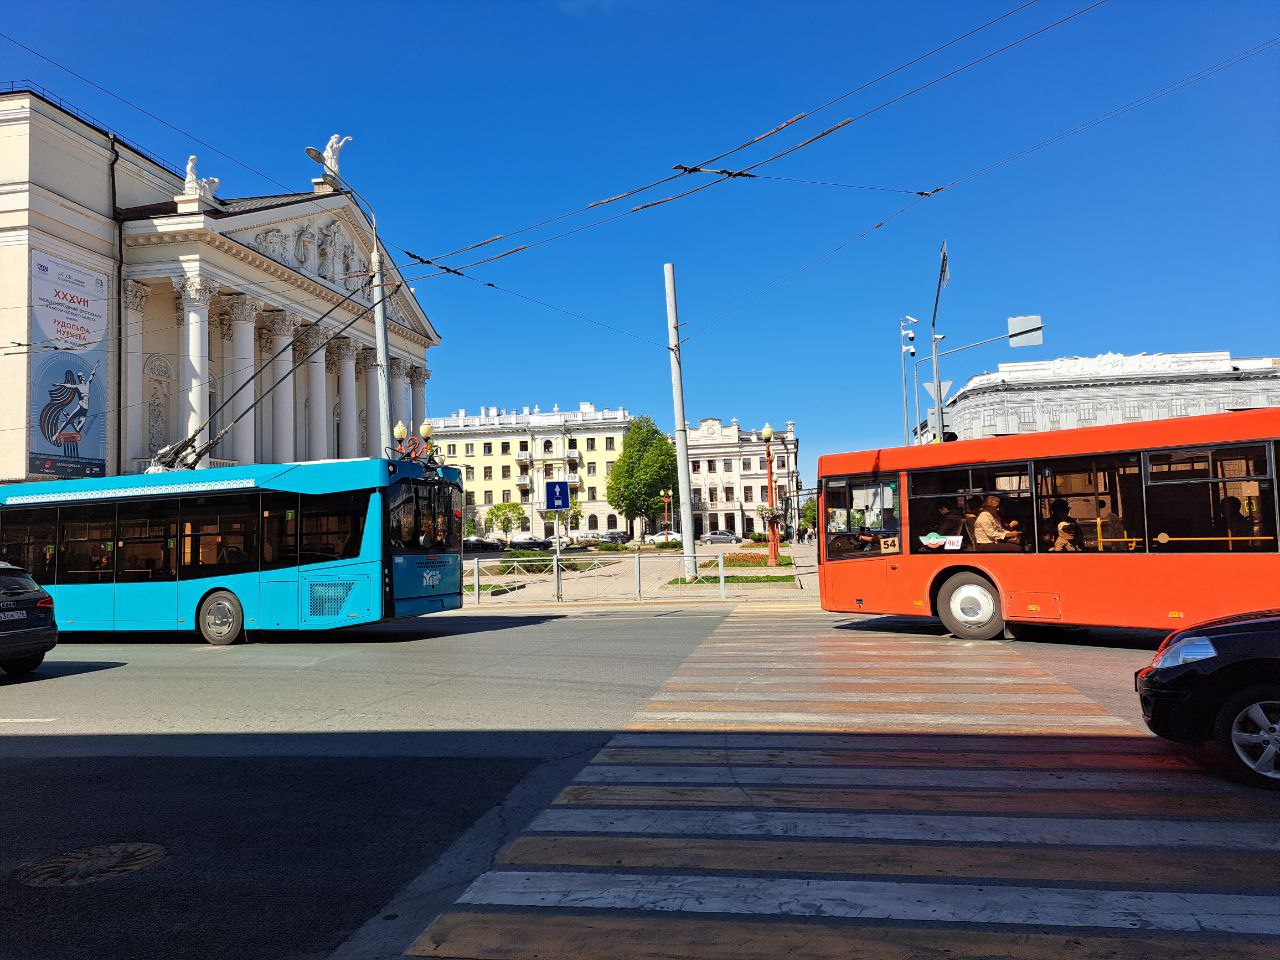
5,0,1278,486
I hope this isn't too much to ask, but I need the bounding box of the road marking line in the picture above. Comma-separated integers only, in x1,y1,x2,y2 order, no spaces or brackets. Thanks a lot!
0,718,58,723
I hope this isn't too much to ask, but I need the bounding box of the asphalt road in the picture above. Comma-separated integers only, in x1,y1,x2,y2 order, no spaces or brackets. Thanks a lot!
0,607,729,960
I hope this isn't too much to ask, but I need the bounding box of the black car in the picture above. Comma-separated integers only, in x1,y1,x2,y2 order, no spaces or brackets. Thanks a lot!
599,531,630,544
1136,610,1280,789
0,563,57,677
462,535,503,552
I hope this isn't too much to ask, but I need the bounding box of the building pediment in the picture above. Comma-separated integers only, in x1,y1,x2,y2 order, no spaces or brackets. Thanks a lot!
213,195,437,345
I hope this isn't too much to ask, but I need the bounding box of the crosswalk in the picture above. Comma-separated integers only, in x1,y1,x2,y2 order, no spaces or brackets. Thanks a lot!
410,608,1280,959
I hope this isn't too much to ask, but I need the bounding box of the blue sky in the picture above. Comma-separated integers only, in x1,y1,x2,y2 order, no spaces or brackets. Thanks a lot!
4,0,1278,485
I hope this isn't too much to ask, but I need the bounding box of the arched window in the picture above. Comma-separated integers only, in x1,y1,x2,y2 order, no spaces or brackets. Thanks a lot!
520,516,531,532
542,439,553,454
570,516,580,530
606,514,618,530
588,514,599,530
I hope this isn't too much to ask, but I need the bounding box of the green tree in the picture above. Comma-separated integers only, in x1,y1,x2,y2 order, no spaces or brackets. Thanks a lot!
463,515,478,537
607,416,678,529
801,496,818,532
486,501,527,537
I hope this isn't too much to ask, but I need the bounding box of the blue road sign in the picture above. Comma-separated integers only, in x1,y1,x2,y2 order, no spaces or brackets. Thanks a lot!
546,480,571,511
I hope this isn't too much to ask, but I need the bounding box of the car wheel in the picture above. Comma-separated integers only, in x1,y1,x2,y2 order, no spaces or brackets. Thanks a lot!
0,653,45,676
198,590,245,646
1213,685,1280,790
936,571,1005,641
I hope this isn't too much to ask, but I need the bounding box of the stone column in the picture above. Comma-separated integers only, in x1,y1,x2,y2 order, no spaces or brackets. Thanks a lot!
266,310,297,462
360,348,381,457
213,312,233,460
407,365,429,432
255,326,274,463
389,357,410,432
172,274,216,468
225,295,262,466
332,338,360,459
305,325,330,461
123,280,150,466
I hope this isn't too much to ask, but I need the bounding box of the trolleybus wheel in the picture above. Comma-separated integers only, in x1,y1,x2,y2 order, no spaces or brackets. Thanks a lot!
198,591,245,646
936,571,1005,641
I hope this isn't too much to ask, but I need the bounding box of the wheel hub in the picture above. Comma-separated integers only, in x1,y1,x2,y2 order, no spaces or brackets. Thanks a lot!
949,583,995,627
1230,700,1280,779
204,600,235,638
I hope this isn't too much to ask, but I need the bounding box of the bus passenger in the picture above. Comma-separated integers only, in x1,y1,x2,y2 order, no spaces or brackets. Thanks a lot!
1051,521,1081,553
975,495,1022,552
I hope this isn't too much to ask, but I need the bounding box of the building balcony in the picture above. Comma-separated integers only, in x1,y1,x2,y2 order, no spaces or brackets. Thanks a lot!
516,452,532,465
516,473,531,488
566,473,581,486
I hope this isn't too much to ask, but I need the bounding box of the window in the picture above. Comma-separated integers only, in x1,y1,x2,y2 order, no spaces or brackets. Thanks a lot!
744,486,754,503
982,409,996,428
500,465,511,479
543,440,554,454
484,491,493,505
568,438,578,450
1034,454,1145,553
301,491,368,561
725,486,735,502
501,441,510,455
707,459,717,473
744,517,755,534
606,462,614,476
260,492,298,572
385,483,454,554
823,476,900,560
709,514,719,532
465,443,474,456
587,486,597,500
776,456,786,469
0,507,57,583
1123,401,1141,420
484,466,493,481
543,464,553,478
180,494,259,578
709,487,718,503
569,515,580,531
723,459,733,473
502,490,511,503
742,458,752,471
759,485,768,502
1171,399,1187,417
587,462,597,476
520,490,529,503
56,503,116,585
520,516,531,532
605,437,615,451
447,444,457,457
1146,444,1275,553
464,491,475,505
1078,404,1095,423
906,464,1032,554
606,514,618,530
465,466,474,481
586,438,596,451
588,514,599,530
691,461,700,473
483,442,493,456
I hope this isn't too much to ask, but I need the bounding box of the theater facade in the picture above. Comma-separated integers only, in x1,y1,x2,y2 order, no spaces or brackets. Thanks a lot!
0,85,439,480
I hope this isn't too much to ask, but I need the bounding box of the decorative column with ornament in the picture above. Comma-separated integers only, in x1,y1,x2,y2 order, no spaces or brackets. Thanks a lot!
763,422,780,567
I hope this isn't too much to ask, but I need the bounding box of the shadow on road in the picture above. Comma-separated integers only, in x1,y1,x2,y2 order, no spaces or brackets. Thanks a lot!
839,615,1166,650
0,660,126,686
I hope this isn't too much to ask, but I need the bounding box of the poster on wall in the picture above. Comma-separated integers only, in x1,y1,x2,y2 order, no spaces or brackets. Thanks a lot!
27,250,109,478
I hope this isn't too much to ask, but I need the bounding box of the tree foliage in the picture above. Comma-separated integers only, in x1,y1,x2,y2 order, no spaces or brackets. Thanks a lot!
800,496,818,531
607,416,679,526
486,501,527,535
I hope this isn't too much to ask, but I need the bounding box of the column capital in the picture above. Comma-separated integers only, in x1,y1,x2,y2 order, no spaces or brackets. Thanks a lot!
264,310,297,337
357,346,379,370
213,315,234,342
255,326,275,353
123,279,151,314
406,364,427,387
329,337,360,364
225,293,264,325
389,356,409,378
297,323,328,353
172,274,217,309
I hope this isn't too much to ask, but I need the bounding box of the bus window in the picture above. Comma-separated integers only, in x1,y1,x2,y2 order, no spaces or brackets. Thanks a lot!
908,470,976,553
419,483,462,553
261,492,299,570
387,481,417,550
57,503,116,585
300,492,368,563
825,476,899,560
0,508,57,583
117,499,178,581
180,494,259,578
1035,454,1145,553
1146,444,1276,553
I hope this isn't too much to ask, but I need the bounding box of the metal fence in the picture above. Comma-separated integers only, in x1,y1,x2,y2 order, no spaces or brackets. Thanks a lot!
463,551,804,604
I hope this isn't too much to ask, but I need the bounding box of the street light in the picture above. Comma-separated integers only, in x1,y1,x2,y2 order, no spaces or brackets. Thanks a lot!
659,488,673,539
899,316,918,446
305,146,393,457
762,423,780,568
393,420,408,442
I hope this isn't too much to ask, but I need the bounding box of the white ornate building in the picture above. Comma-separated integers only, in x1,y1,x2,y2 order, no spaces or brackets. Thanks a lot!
0,85,438,480
685,418,802,539
920,351,1280,443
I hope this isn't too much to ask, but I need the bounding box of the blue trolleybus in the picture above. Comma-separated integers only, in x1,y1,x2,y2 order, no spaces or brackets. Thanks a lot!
0,458,463,644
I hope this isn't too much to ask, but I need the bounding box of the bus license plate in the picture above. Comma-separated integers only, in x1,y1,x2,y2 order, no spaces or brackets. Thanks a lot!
0,610,27,622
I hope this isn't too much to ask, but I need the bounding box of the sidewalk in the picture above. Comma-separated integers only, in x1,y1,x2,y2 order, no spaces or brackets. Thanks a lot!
408,607,1280,959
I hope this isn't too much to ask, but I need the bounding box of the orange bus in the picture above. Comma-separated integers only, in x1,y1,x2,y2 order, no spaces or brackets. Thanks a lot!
817,409,1279,638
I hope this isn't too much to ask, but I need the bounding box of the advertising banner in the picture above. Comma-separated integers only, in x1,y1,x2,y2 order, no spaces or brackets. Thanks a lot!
28,250,109,478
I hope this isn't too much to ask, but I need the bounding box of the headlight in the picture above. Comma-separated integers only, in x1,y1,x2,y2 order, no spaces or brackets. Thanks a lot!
1151,636,1217,668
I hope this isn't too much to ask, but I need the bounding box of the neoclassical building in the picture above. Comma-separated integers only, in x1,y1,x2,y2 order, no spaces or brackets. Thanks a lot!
920,351,1280,443
685,417,801,538
1,85,438,480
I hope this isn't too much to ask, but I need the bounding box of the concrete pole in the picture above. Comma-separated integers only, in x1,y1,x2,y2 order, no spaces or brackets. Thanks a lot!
664,263,697,581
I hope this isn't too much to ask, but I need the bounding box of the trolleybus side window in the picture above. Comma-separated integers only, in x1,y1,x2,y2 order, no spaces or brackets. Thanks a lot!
824,475,900,560
0,507,57,583
1034,453,1145,553
261,492,300,570
300,491,368,563
180,494,259,578
1145,443,1276,553
117,499,179,581
57,503,116,585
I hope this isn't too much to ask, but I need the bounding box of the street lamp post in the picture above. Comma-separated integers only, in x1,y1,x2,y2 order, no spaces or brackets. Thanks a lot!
762,423,780,568
899,316,918,445
659,488,673,538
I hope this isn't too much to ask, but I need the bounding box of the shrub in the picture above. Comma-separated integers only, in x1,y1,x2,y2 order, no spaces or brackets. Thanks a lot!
747,532,768,543
654,540,683,550
595,542,626,552
703,552,794,568
503,549,552,559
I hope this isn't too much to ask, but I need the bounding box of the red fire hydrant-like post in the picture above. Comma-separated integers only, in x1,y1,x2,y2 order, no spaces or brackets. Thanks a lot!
763,422,779,568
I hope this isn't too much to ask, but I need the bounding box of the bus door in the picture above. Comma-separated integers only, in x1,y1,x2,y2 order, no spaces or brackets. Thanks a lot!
113,500,179,629
54,504,119,630
259,493,299,630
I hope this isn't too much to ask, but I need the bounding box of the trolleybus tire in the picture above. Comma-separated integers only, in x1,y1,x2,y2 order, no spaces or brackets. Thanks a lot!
936,571,1006,642
197,590,245,646
0,652,45,675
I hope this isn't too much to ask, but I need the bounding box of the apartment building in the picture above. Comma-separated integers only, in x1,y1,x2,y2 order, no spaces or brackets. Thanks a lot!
426,402,631,536
685,417,801,538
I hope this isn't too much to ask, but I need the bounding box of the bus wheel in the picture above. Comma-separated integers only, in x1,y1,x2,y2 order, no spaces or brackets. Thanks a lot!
937,572,1005,641
198,591,245,646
